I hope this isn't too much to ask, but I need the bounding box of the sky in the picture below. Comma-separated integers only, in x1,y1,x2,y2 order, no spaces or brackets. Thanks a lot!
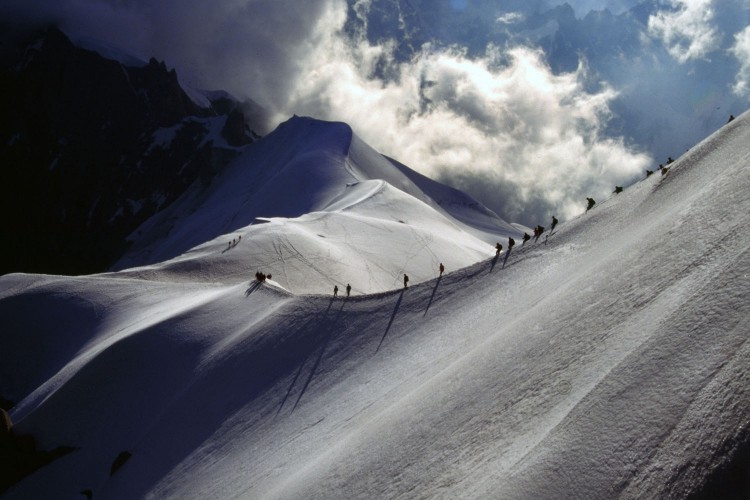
2,0,749,225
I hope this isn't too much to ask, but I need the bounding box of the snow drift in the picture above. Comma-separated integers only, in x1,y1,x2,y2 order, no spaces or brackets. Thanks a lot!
1,111,749,498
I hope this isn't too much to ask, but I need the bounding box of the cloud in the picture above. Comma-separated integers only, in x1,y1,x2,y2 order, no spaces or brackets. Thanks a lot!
1,0,651,225
275,18,650,224
730,26,750,97
0,0,339,125
566,0,643,16
496,13,525,25
648,0,720,63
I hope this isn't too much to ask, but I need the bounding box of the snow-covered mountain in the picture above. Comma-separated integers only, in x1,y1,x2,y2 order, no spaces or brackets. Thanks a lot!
111,114,520,294
1,107,748,499
0,26,515,285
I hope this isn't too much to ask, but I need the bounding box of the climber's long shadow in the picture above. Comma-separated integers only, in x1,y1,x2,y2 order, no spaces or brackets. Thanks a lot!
276,297,336,416
377,289,404,353
502,248,512,269
245,281,262,296
424,276,441,317
490,254,500,273
291,298,345,412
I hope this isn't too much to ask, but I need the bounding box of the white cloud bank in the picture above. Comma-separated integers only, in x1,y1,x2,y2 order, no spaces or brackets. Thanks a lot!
731,26,750,97
274,3,650,223
648,0,720,63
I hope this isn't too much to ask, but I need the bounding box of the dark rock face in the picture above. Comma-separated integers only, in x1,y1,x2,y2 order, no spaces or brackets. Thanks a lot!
110,450,132,476
0,408,76,495
0,27,255,276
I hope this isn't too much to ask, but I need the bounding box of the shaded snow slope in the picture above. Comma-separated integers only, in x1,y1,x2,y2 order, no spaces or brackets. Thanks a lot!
383,154,521,242
1,112,749,499
113,116,519,284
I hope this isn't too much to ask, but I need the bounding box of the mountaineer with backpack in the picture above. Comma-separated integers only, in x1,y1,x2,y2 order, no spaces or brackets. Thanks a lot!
533,225,544,242
586,197,596,212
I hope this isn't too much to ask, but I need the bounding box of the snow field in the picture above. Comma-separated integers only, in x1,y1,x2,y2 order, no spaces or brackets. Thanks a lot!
1,111,749,498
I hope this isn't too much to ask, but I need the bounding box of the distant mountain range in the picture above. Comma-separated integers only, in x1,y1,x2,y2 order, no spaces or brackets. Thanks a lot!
0,27,256,276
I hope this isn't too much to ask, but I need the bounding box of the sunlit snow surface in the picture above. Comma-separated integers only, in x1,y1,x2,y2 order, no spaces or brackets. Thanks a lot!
112,116,519,295
1,112,749,498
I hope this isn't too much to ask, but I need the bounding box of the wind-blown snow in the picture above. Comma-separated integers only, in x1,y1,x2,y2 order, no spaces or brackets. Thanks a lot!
1,111,749,498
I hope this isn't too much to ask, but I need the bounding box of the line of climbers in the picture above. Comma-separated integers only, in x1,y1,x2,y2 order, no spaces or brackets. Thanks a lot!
252,192,607,298
255,271,271,282
225,235,242,251
252,144,702,298
333,283,353,297
252,202,579,298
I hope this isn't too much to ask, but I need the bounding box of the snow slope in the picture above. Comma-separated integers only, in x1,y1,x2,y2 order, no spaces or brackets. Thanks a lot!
112,116,520,295
1,111,749,498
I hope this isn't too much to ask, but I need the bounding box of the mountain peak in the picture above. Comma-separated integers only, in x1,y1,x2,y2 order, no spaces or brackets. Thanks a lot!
113,115,518,286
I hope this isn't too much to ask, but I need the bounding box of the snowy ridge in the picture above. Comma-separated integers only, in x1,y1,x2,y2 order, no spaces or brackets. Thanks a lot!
110,179,494,295
113,116,518,294
1,111,749,498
